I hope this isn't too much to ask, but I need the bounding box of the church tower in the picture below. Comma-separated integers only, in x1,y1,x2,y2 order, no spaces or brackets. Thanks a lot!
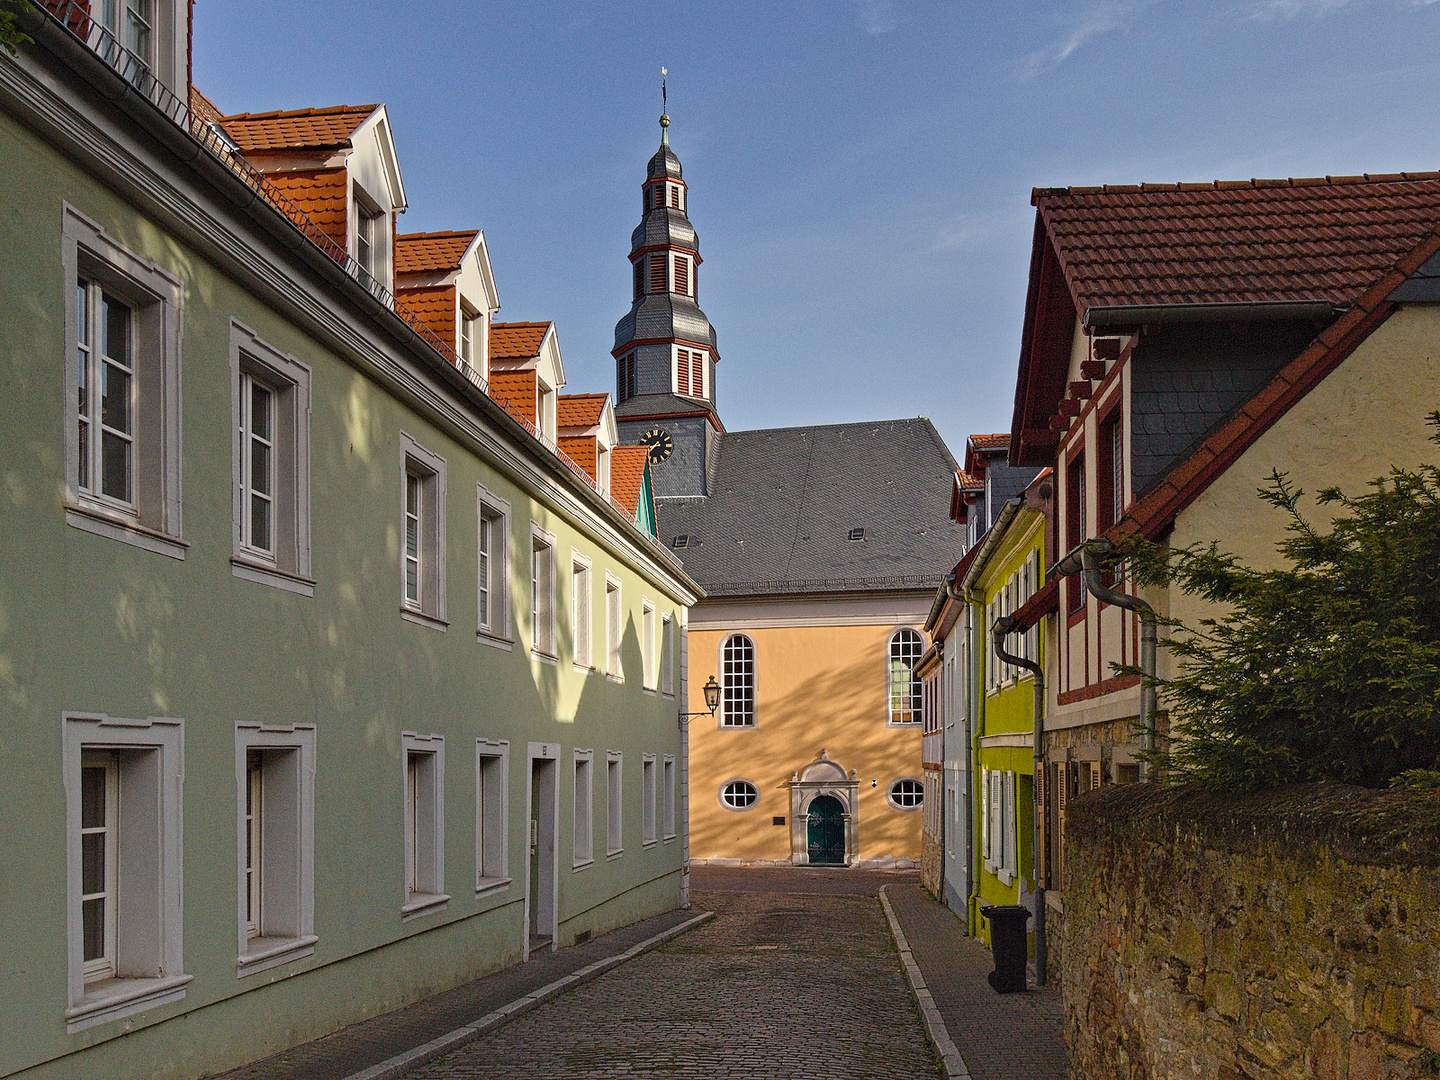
613,104,722,499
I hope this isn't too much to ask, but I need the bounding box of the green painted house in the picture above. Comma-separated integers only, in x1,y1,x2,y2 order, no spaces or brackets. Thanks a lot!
0,6,701,1078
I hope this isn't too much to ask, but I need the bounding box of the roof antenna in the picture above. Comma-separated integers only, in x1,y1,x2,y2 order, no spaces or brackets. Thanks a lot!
660,66,670,146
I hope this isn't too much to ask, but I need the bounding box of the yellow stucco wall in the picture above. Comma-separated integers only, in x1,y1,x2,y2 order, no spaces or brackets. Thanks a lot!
1168,305,1440,638
687,620,924,862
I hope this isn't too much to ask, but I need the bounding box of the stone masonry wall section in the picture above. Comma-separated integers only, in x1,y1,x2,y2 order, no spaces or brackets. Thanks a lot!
1063,782,1440,1080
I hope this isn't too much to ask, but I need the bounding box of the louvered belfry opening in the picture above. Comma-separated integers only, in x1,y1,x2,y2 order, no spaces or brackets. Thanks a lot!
673,256,689,297
648,253,666,293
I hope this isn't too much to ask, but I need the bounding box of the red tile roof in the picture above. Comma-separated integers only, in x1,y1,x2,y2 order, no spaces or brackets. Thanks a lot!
558,435,597,479
488,370,536,422
395,230,478,275
557,394,608,429
489,322,551,362
968,433,1009,451
190,86,225,126
262,169,348,250
394,284,455,350
1034,173,1440,311
955,469,983,491
221,104,378,153
610,446,650,517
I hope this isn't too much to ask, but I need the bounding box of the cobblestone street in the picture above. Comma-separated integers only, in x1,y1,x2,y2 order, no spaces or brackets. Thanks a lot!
404,882,941,1079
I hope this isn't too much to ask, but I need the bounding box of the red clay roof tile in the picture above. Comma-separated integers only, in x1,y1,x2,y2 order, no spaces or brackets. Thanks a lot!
1034,173,1440,311
968,433,1010,451
221,104,378,153
557,394,608,429
610,446,650,517
394,284,456,350
488,370,536,421
558,435,597,479
261,169,347,250
395,230,479,275
489,322,551,361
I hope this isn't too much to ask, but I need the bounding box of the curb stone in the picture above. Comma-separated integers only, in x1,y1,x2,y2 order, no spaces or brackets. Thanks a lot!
339,909,716,1080
880,885,973,1080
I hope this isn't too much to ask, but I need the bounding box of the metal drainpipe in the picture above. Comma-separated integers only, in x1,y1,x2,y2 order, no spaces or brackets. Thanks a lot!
992,614,1046,987
1052,538,1158,777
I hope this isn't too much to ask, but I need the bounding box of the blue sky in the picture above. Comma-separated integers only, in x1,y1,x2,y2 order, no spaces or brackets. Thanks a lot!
194,1,1440,457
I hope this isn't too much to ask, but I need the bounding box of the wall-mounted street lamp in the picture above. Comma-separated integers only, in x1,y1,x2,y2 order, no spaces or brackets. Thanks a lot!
678,675,721,728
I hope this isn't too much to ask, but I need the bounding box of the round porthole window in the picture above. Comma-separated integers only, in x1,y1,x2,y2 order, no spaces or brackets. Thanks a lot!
888,778,924,811
720,779,759,811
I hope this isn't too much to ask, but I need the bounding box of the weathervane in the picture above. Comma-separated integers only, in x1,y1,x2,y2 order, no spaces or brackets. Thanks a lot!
660,66,670,144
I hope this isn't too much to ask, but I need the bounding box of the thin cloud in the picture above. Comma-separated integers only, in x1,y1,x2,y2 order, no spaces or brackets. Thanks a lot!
858,1,897,34
1016,0,1158,80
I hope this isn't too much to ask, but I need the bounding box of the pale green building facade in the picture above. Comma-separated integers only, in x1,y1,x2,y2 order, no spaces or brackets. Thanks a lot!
0,7,700,1078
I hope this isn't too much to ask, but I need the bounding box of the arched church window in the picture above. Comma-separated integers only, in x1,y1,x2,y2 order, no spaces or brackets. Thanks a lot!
888,628,924,725
720,633,756,728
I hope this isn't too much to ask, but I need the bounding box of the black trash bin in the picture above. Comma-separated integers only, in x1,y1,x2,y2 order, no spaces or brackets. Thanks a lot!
980,904,1030,993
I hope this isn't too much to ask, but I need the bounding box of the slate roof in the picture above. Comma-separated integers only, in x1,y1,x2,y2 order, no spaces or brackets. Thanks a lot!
631,210,697,254
1034,173,1440,311
557,394,608,429
610,446,651,517
648,143,682,180
656,418,961,596
613,295,717,355
490,322,550,362
220,104,377,152
614,393,718,424
395,230,477,275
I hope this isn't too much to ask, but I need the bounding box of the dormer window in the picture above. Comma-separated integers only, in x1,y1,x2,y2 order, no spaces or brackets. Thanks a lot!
97,0,154,68
537,382,556,446
597,444,611,499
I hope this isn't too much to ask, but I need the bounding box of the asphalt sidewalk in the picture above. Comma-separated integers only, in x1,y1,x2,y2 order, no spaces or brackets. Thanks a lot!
882,882,1068,1080
203,905,710,1080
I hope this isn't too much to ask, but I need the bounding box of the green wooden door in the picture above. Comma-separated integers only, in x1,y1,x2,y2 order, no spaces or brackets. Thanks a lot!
806,795,845,865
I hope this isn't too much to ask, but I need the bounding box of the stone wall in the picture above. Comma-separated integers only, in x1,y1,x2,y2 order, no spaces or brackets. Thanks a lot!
921,830,942,898
1063,782,1440,1080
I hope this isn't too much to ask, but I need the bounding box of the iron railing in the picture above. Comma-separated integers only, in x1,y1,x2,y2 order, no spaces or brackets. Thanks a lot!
34,0,639,522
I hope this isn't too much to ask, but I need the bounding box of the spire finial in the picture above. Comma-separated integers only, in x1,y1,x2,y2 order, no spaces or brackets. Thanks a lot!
659,67,670,146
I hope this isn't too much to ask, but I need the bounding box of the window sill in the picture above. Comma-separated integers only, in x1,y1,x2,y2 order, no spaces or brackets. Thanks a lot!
401,892,450,921
475,876,511,898
401,608,449,632
662,691,675,701
66,505,187,561
886,721,923,728
232,556,316,597
572,857,595,872
719,723,757,732
65,974,193,1033
642,838,657,849
531,649,558,666
237,934,318,977
606,672,624,684
642,687,657,696
606,848,624,861
573,662,596,676
663,833,676,843
477,630,514,651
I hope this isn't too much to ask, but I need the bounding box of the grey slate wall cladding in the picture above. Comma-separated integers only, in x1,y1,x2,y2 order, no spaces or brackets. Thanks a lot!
655,418,961,595
617,416,713,498
1130,321,1320,498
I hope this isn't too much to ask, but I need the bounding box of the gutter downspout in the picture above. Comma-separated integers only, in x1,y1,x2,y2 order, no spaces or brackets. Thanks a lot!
993,614,1046,986
1051,537,1157,777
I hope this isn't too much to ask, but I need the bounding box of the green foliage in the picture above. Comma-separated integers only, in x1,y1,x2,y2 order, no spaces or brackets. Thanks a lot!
0,1,34,59
1125,412,1440,791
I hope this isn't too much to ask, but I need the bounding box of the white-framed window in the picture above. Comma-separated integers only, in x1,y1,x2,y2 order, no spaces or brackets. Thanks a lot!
888,628,924,725
606,752,623,857
230,322,313,594
402,732,448,919
475,740,509,894
605,574,623,680
63,712,188,1033
642,754,657,846
235,723,317,975
400,433,447,628
887,777,924,811
352,188,388,288
459,303,483,374
660,614,675,697
642,600,657,690
719,779,759,811
573,750,594,868
530,525,557,658
477,485,511,645
63,205,184,558
982,769,1018,884
97,0,155,68
720,633,756,728
572,553,593,671
662,755,676,840
674,346,706,399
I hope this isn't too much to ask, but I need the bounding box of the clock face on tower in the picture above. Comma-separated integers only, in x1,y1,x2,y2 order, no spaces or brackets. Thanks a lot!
641,427,674,464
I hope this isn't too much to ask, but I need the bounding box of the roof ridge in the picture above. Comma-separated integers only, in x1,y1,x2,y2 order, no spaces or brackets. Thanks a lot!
223,104,380,122
1033,171,1440,202
492,320,552,329
396,229,480,241
727,416,939,438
